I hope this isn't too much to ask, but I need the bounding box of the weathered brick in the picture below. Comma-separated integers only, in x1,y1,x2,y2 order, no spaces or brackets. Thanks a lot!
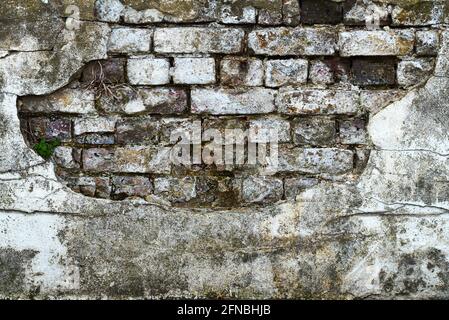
159,118,196,145
301,0,343,24
397,58,434,88
339,30,415,56
248,27,337,56
127,57,170,85
265,59,308,88
172,57,216,85
75,134,115,145
154,177,196,203
98,87,188,115
219,4,257,24
343,0,390,26
81,59,126,84
154,27,244,54
53,147,79,169
249,117,291,143
202,117,248,145
339,119,368,145
309,58,351,85
75,177,111,199
108,27,152,53
293,117,336,146
220,57,264,87
112,176,153,199
276,89,360,115
392,2,444,26
416,30,440,56
240,176,283,204
95,0,125,22
284,177,319,200
83,147,171,174
154,176,238,206
278,147,354,174
29,118,72,142
351,58,396,86
192,88,276,115
283,0,301,26
116,118,159,145
360,90,407,114
74,117,116,136
19,89,96,114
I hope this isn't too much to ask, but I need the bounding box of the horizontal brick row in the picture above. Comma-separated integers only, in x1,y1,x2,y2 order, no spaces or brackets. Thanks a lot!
95,0,449,27
21,87,413,117
107,27,439,57
21,114,369,148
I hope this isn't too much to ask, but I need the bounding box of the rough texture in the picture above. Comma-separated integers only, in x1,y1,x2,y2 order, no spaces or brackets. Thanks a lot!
1,0,449,300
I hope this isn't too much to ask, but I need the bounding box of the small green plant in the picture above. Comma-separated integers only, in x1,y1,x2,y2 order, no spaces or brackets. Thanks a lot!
33,138,61,160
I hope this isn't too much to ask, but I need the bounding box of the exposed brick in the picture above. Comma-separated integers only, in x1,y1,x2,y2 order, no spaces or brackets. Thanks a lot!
81,58,126,84
74,117,116,136
278,147,354,174
249,117,291,143
220,57,264,87
416,30,440,56
127,57,170,85
154,27,244,54
397,58,434,88
265,59,308,88
351,58,396,86
83,147,171,174
75,134,115,145
392,2,444,26
293,117,336,146
76,177,111,199
309,58,350,85
29,117,72,142
112,176,153,199
240,176,283,204
360,90,407,114
284,177,319,200
98,87,188,115
283,0,301,26
53,146,79,169
343,0,390,26
276,89,360,115
116,118,159,145
219,4,257,24
248,27,337,56
107,27,152,53
172,57,216,85
301,0,343,24
192,88,276,115
19,89,96,114
339,30,415,57
339,119,368,145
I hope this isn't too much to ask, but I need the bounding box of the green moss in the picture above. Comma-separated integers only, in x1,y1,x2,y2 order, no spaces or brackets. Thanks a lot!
33,138,61,160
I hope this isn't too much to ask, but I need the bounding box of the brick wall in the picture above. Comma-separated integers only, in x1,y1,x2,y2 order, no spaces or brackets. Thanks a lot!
18,0,439,208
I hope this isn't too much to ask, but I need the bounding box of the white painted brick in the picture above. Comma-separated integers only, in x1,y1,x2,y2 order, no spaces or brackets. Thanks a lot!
108,27,152,53
172,58,216,84
265,59,308,87
127,57,170,85
192,88,276,115
154,27,244,53
220,57,264,86
339,30,415,56
74,117,116,136
248,27,337,56
277,89,360,115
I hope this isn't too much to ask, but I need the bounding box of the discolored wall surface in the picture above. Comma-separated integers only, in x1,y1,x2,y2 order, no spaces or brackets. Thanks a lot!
1,0,449,299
